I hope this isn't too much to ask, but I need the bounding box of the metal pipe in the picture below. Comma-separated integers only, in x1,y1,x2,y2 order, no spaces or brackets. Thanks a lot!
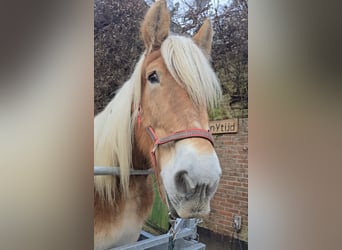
94,166,153,176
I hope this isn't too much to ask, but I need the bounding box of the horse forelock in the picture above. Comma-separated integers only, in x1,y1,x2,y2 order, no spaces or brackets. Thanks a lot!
161,35,222,109
94,55,145,205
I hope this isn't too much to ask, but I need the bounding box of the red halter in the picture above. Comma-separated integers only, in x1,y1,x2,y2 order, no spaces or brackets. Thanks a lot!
137,106,215,203
146,126,214,168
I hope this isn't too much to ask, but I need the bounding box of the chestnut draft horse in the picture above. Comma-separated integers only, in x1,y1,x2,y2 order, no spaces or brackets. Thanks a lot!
94,1,222,249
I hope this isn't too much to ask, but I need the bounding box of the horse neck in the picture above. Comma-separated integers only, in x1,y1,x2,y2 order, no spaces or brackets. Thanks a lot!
127,143,154,217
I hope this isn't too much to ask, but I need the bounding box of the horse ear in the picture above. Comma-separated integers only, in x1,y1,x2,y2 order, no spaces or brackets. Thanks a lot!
141,0,170,53
193,19,213,56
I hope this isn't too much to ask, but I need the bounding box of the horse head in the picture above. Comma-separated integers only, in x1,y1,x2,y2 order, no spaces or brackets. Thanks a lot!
135,0,222,219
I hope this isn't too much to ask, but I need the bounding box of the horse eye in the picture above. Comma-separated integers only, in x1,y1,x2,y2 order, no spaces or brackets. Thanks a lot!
147,71,159,84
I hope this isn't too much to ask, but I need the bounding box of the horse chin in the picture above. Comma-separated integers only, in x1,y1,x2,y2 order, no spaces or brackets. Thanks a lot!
165,192,210,219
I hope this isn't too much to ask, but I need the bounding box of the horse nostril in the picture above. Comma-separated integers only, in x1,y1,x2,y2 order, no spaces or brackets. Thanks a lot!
206,180,220,197
175,171,195,194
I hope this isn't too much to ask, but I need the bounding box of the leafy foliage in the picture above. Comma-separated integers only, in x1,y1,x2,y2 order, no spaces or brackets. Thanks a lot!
94,0,148,114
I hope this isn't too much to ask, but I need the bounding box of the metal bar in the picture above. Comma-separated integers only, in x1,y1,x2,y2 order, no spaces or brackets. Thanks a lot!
173,228,194,240
110,231,204,250
179,241,206,250
111,233,170,250
94,166,153,176
140,230,156,240
106,219,205,250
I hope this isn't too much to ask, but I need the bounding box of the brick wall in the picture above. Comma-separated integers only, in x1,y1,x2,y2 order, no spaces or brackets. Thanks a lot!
200,118,248,242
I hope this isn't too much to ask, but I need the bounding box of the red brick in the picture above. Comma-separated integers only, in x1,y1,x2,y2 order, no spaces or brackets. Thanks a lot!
205,118,248,242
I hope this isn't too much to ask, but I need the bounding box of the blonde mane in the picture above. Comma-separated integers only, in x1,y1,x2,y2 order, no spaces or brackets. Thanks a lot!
94,55,143,204
94,35,221,205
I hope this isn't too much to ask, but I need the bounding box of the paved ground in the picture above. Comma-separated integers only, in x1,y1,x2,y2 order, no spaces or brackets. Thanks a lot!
197,227,248,250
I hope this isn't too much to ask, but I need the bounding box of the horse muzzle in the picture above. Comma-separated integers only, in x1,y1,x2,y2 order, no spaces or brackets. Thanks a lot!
160,139,221,219
166,185,217,219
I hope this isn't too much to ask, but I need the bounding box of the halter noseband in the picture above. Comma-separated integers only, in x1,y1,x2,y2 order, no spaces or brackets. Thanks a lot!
137,105,215,203
146,126,214,168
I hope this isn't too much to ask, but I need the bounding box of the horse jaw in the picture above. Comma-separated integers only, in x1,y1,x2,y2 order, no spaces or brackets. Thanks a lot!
159,139,221,218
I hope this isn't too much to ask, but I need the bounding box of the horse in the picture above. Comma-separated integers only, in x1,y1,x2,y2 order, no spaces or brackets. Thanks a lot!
94,1,222,249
